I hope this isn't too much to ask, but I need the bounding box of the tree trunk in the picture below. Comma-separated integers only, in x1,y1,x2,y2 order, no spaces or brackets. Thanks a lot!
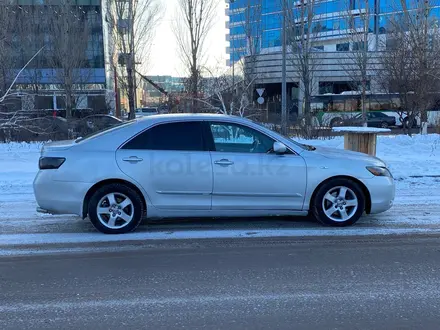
127,64,136,120
65,90,72,119
361,80,367,127
191,63,198,113
304,82,313,139
420,110,428,135
65,70,73,119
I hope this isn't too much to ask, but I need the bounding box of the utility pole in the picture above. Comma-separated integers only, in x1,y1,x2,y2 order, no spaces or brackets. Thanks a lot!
230,0,237,115
231,38,235,115
281,0,287,135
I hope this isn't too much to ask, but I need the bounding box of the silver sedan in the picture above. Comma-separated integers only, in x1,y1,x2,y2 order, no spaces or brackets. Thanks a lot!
33,114,395,234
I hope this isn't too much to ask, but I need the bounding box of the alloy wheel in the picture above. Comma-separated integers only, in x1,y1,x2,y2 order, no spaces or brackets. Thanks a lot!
96,192,134,229
321,186,359,222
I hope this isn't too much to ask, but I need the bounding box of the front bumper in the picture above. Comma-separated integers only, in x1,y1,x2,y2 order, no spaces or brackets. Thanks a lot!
33,170,91,216
362,175,395,214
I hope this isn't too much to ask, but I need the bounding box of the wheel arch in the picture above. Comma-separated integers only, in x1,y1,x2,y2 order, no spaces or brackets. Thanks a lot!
310,175,372,214
82,179,147,219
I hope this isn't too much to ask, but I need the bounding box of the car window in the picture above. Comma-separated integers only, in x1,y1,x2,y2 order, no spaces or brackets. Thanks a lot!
122,121,204,151
209,122,275,153
142,108,157,113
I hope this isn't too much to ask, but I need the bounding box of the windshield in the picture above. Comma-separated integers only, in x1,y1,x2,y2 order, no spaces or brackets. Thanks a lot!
75,119,136,143
142,108,157,113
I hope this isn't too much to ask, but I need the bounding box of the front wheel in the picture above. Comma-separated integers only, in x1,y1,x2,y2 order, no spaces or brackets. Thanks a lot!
312,179,366,227
88,183,144,234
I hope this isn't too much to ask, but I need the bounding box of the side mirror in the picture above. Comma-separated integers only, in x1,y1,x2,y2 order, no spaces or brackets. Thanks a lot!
273,141,287,155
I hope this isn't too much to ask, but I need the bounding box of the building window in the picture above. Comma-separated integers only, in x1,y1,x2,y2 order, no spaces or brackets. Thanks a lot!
336,43,349,51
353,41,368,51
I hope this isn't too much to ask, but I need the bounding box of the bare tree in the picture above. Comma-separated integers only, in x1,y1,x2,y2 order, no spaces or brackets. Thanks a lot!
286,0,320,137
18,8,47,95
0,47,46,140
0,4,16,97
377,0,440,135
108,0,162,119
238,0,262,117
205,0,262,118
201,66,258,117
340,0,376,127
173,0,218,112
49,1,91,119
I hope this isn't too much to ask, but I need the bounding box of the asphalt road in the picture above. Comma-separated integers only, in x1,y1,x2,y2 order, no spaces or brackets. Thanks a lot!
1,236,440,330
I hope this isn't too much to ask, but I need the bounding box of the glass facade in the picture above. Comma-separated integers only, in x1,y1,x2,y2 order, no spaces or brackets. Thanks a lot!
1,1,105,86
228,0,440,62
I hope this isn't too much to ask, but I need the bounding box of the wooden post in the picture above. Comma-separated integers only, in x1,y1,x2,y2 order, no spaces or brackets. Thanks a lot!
333,127,391,156
344,133,377,156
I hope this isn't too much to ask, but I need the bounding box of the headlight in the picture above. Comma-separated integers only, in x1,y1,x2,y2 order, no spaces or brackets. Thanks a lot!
366,166,393,178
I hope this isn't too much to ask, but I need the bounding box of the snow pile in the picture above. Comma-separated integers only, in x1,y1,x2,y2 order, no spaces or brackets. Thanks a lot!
332,127,391,133
0,142,42,202
295,134,440,179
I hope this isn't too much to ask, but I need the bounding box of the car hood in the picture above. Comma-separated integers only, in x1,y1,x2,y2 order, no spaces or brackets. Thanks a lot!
312,146,387,166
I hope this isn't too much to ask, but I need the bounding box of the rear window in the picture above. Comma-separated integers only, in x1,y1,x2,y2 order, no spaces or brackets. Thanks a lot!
122,121,204,151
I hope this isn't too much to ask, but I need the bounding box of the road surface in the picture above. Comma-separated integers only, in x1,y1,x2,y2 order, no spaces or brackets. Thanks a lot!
1,236,440,329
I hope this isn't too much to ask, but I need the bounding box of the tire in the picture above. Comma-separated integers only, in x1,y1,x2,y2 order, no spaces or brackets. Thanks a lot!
330,117,342,127
312,179,366,227
380,121,389,128
88,183,144,234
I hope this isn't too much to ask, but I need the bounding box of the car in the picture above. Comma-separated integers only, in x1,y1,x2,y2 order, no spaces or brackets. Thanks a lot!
72,114,123,137
135,107,159,117
33,114,395,234
332,112,396,128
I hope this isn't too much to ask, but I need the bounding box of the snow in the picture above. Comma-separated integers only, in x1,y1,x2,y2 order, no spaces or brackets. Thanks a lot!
0,134,440,251
332,127,391,133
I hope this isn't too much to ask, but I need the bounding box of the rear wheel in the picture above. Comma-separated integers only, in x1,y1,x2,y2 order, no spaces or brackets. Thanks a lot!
88,183,144,234
381,121,389,128
330,117,342,127
312,179,365,227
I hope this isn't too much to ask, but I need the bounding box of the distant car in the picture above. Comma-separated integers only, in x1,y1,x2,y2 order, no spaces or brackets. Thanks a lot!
73,114,123,137
333,112,396,128
135,107,159,117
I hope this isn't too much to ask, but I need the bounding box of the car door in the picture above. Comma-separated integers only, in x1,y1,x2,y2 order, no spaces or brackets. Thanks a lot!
206,121,307,210
116,121,213,210
367,112,380,127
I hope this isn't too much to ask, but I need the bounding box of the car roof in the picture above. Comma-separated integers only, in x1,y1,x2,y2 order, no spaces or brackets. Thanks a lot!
135,113,249,123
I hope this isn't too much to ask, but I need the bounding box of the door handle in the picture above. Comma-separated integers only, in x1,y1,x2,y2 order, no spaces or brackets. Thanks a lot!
122,156,143,163
214,159,234,166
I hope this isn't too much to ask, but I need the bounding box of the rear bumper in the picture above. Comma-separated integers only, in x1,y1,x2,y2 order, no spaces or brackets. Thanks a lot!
33,170,91,216
361,176,395,214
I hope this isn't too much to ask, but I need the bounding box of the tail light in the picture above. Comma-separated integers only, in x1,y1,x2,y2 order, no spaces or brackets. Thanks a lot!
39,157,66,170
